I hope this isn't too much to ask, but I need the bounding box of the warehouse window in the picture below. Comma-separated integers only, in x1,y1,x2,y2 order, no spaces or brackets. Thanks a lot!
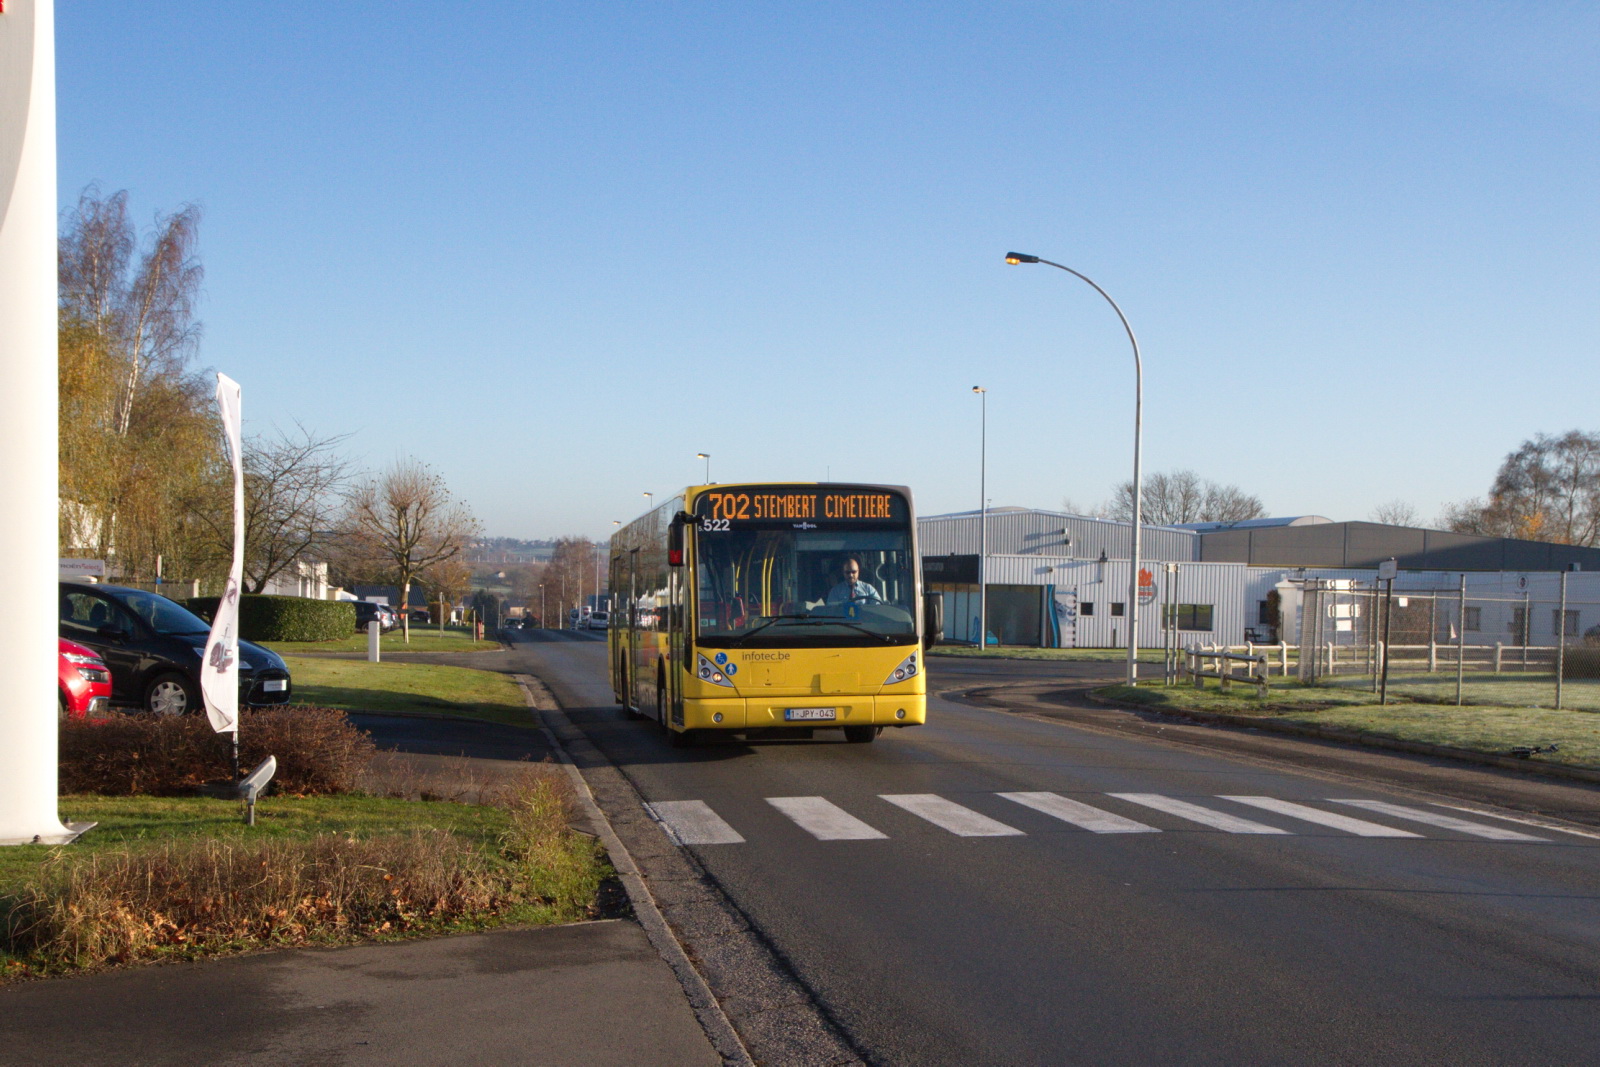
1554,609,1580,639
1257,600,1273,624
1463,607,1482,632
1164,604,1214,631
1080,602,1095,616
1110,602,1125,617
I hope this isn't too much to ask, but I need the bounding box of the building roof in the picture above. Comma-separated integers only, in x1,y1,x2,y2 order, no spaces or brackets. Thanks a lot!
1170,515,1335,532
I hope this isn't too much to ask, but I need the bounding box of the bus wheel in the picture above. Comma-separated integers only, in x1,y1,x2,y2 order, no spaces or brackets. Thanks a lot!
843,726,880,744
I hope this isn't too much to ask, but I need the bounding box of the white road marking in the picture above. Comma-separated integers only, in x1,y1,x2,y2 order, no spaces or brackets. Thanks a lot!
1431,804,1600,840
1218,796,1421,838
997,792,1161,834
1108,793,1292,834
643,800,745,846
1329,799,1548,842
879,794,1025,837
767,797,888,840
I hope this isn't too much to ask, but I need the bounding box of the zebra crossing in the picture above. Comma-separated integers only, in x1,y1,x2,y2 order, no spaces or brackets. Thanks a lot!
642,792,1555,847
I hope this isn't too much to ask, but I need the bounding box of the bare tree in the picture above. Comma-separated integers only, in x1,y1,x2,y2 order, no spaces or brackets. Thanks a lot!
342,459,480,641
185,425,352,593
1109,470,1265,525
1442,431,1600,546
1369,500,1420,527
1060,497,1110,519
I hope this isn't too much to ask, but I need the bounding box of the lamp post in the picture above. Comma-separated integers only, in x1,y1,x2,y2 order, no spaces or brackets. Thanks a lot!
643,491,653,512
972,386,988,648
696,453,711,483
539,584,545,629
1005,251,1144,686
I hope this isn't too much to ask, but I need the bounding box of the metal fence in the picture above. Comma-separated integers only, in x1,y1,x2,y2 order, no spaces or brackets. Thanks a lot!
1293,576,1600,712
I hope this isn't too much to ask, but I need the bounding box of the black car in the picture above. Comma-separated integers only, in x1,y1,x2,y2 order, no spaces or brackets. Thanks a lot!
58,582,293,716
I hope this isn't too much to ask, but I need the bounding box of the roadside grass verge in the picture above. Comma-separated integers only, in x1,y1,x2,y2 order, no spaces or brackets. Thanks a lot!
283,657,531,728
264,626,501,655
1098,679,1600,769
1323,672,1600,715
1,773,609,980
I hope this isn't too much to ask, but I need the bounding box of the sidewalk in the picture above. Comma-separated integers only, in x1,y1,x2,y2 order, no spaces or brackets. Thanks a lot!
0,718,724,1067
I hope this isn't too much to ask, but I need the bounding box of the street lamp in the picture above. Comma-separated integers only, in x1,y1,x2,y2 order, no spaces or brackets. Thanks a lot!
539,584,546,629
1005,251,1144,686
643,491,653,512
972,386,988,649
696,453,711,483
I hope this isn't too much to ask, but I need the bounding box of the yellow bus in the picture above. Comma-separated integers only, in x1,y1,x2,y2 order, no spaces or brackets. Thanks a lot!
608,483,941,746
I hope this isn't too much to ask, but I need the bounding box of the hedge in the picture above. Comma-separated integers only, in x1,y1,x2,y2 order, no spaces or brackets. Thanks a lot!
187,595,355,643
1563,648,1600,680
59,706,375,796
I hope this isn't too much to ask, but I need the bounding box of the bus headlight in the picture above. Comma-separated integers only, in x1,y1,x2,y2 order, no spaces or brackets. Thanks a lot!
697,653,735,688
883,652,919,686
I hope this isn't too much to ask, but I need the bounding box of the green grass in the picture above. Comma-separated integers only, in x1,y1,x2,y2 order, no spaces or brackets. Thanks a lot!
283,656,532,727
0,793,511,890
1323,671,1600,714
931,646,1168,663
263,625,501,655
1098,678,1600,769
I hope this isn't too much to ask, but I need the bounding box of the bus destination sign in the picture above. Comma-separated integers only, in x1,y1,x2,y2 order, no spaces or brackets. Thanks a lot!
695,487,907,525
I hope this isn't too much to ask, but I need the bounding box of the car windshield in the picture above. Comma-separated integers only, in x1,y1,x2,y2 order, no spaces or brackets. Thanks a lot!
695,525,916,647
115,588,213,636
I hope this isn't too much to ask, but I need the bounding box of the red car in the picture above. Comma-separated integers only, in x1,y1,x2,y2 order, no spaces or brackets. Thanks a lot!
59,637,112,719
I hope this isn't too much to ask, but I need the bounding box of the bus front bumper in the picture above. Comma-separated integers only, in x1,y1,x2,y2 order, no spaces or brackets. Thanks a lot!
681,694,926,731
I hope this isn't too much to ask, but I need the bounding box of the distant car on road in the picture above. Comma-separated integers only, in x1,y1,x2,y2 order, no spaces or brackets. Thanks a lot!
58,637,111,719
353,601,397,633
59,582,292,716
586,611,609,631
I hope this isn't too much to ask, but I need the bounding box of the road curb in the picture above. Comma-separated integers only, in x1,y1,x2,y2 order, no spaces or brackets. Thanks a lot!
512,674,755,1067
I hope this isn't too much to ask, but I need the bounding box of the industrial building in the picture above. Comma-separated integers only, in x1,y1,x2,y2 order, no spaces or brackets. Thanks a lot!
920,508,1600,648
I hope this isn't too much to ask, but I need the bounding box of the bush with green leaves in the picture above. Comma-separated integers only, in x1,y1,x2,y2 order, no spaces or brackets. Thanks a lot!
188,595,354,642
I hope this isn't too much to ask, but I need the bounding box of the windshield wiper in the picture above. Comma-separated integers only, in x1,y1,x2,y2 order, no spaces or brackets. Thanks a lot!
728,614,812,646
729,615,896,646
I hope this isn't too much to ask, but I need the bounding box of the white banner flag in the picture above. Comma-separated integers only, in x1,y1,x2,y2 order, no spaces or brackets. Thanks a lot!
202,373,244,735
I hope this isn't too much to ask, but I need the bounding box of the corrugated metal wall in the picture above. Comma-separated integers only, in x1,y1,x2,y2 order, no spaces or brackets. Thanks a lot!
954,555,1248,647
919,511,1200,563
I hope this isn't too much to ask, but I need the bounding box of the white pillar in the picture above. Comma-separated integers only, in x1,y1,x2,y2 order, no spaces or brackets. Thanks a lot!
0,0,77,845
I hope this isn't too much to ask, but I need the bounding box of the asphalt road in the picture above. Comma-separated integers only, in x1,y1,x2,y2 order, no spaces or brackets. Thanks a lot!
511,629,1600,1066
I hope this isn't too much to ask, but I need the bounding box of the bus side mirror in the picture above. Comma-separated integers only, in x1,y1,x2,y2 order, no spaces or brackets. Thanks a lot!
923,593,944,648
667,512,689,566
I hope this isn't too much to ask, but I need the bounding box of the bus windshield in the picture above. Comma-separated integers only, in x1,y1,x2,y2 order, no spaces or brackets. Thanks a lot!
695,525,917,647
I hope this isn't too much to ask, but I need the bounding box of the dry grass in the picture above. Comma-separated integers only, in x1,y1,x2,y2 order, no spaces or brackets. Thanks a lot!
1,772,608,979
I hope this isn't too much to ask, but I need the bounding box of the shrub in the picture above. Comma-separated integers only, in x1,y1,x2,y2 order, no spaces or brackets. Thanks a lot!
59,706,375,796
187,596,354,643
3,774,606,975
1563,648,1600,680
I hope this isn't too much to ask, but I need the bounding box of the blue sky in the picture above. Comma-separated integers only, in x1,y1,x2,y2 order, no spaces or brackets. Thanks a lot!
56,2,1599,539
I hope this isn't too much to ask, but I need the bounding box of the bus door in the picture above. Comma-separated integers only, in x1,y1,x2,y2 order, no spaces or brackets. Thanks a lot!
627,547,641,712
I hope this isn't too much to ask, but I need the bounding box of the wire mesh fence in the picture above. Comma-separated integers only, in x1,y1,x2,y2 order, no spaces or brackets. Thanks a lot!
1293,577,1600,713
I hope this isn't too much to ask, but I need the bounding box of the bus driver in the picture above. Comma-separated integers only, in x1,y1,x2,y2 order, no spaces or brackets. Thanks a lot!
825,557,884,606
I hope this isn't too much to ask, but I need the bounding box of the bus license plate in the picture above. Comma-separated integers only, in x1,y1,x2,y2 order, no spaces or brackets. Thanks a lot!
785,707,837,722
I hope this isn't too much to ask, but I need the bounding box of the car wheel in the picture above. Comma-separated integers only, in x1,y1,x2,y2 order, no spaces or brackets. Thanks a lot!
146,672,200,717
58,690,70,721
843,725,880,744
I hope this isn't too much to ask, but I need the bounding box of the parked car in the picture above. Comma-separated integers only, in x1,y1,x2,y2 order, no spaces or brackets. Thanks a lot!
59,582,292,715
586,611,609,631
352,601,397,633
58,637,112,720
